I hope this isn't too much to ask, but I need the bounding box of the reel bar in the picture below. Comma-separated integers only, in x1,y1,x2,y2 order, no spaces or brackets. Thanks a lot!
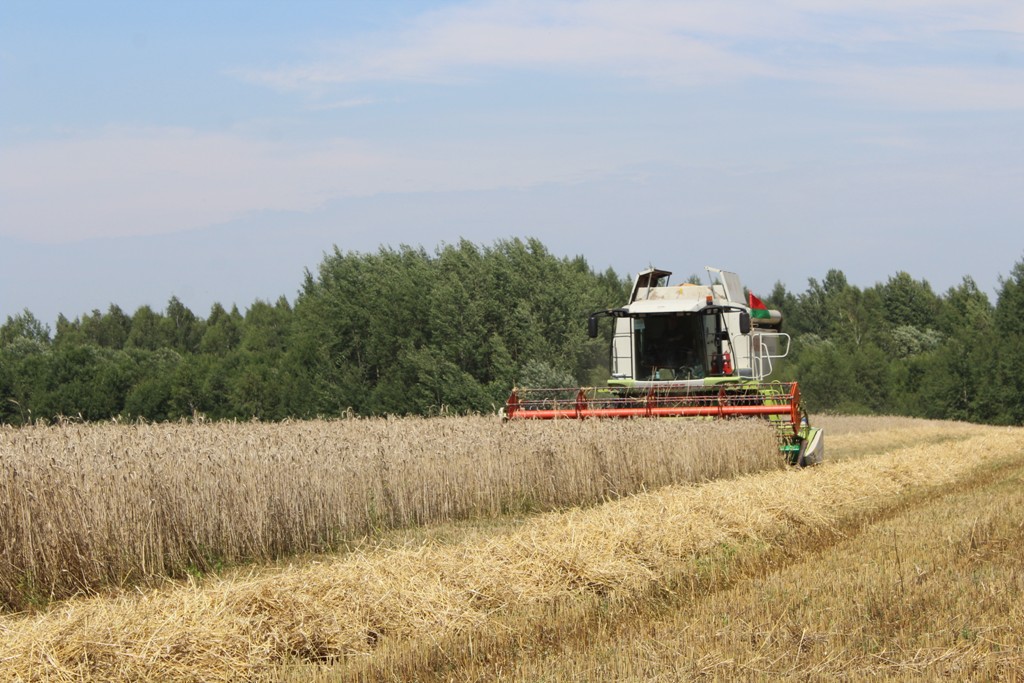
503,403,793,420
505,382,801,427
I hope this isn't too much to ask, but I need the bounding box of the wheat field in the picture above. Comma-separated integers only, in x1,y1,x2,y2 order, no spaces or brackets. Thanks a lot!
0,415,779,610
0,416,1020,681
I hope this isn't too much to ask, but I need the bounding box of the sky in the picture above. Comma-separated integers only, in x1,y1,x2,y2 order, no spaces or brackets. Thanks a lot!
1,0,1023,326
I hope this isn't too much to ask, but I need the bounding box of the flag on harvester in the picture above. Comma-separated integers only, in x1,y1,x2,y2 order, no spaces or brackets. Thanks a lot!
748,292,771,319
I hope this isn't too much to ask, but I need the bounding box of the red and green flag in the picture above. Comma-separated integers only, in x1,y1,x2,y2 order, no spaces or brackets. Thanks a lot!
748,292,771,319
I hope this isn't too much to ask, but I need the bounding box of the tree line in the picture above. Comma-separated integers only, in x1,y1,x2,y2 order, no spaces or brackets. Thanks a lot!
0,239,625,423
2,237,1023,426
766,260,1024,425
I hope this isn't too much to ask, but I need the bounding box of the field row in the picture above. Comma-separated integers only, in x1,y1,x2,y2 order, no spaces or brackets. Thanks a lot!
456,435,1024,681
0,418,1017,681
0,416,777,609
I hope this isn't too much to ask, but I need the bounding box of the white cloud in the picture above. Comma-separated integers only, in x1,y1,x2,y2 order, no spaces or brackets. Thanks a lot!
0,124,633,243
306,97,380,111
241,0,1024,110
0,128,393,242
242,0,780,89
5,0,1022,247
824,65,1024,111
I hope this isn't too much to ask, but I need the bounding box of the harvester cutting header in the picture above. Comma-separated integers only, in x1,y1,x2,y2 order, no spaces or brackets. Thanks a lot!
504,266,824,466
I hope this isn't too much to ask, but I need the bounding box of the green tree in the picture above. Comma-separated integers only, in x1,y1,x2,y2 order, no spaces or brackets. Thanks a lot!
122,348,181,420
985,257,1024,424
73,305,132,349
788,269,851,338
199,303,243,354
162,297,204,353
881,271,941,330
125,305,169,351
30,345,122,420
292,238,626,416
0,336,49,423
1,310,51,346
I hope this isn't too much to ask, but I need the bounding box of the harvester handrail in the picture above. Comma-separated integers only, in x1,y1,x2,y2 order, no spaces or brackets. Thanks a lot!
752,331,792,380
756,338,772,379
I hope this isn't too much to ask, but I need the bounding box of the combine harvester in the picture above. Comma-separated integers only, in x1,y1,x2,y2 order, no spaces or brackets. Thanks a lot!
504,267,824,466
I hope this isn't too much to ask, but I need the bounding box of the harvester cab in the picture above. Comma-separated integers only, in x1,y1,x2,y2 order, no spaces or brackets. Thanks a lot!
595,266,786,387
504,266,824,466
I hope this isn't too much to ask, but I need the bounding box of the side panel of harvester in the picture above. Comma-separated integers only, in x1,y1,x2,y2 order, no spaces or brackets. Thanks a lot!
611,316,633,379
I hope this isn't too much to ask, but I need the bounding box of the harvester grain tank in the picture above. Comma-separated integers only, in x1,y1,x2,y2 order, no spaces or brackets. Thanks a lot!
504,266,824,466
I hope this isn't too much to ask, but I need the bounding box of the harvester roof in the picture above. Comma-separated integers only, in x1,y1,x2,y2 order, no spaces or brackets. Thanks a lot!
627,284,714,314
